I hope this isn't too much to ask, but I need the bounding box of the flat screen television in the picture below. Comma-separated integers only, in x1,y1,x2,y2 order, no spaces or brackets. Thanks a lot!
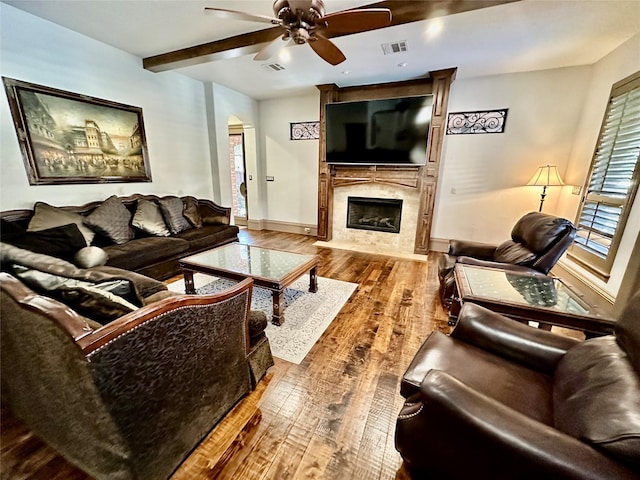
325,94,434,166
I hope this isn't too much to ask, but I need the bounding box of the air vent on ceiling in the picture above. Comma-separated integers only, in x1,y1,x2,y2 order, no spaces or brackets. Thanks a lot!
262,63,286,72
381,41,408,55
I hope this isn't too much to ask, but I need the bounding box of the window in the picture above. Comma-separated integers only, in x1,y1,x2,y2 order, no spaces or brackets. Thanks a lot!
568,71,640,278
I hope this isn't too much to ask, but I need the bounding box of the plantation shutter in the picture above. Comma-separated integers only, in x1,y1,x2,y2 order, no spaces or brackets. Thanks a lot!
570,72,640,277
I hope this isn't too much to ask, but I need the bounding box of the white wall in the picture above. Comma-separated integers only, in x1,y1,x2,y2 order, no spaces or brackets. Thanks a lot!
556,34,640,298
432,66,592,244
205,82,263,219
0,4,213,210
259,93,319,226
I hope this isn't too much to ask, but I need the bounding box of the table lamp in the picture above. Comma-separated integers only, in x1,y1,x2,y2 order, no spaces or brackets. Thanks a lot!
527,165,564,211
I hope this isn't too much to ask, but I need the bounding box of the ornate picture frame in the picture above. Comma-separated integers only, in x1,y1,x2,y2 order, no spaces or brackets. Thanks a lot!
3,77,152,185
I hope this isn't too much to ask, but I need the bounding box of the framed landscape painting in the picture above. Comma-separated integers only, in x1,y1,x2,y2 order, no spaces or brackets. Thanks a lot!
3,77,152,185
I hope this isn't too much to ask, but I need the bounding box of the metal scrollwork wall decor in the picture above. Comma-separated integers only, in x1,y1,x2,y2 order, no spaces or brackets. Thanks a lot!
446,109,508,135
290,121,320,140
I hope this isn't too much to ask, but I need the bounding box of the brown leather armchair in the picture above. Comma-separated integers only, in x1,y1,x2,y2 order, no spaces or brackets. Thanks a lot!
395,293,640,479
438,212,576,305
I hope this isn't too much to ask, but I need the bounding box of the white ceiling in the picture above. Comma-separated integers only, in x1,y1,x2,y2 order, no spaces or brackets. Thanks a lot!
3,0,640,100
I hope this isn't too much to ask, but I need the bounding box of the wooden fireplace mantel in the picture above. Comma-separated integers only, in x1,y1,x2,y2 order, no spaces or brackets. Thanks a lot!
316,68,457,254
331,165,421,189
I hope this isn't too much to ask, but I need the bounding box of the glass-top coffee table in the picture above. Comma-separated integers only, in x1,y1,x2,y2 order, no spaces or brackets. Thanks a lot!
451,264,615,336
179,243,319,326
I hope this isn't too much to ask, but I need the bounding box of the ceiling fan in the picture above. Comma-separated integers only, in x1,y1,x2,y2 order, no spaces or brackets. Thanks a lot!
204,0,392,66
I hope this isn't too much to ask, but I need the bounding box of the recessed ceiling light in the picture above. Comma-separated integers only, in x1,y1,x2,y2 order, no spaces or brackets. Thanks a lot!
342,70,350,75
398,62,408,68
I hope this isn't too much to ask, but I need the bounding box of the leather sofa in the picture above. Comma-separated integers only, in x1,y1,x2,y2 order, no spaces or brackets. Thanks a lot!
438,211,577,305
0,194,240,281
0,244,274,479
395,295,640,479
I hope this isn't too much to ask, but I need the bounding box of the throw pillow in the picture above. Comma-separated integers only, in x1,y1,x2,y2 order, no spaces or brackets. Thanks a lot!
182,197,203,228
74,246,109,268
84,195,134,245
132,199,170,236
27,202,95,246
158,197,191,234
2,223,87,261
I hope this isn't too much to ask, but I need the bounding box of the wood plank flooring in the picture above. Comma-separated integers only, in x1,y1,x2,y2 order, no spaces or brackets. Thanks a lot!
1,230,450,479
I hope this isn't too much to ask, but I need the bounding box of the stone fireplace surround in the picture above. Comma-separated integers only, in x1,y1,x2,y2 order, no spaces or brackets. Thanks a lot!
332,183,420,255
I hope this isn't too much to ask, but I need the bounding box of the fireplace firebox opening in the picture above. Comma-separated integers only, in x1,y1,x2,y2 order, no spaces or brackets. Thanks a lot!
346,197,403,234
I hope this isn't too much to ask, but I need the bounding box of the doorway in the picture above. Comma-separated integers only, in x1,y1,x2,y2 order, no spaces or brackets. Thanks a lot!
229,128,247,225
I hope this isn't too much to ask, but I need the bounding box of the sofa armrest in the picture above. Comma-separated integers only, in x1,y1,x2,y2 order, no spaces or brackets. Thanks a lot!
452,303,579,374
396,370,637,480
77,278,254,479
197,198,232,222
448,239,497,259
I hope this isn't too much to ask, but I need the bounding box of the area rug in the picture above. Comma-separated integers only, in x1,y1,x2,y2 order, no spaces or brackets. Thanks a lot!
167,273,358,364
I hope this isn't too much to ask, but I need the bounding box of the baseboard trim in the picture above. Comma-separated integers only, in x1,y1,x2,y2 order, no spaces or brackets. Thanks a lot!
247,219,317,236
429,237,449,253
557,258,615,305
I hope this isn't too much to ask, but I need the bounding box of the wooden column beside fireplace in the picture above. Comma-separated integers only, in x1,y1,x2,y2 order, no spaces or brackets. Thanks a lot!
316,68,456,254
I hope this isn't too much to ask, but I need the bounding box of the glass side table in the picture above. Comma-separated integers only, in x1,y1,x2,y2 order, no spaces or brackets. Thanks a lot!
451,264,615,336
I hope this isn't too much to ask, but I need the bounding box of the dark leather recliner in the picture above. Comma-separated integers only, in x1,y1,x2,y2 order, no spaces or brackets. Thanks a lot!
395,293,640,480
438,211,577,305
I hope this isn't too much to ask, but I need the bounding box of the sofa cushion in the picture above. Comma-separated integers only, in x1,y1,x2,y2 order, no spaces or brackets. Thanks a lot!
511,212,572,253
27,202,95,246
103,237,189,271
74,246,109,268
84,196,134,245
132,199,170,237
553,336,640,466
174,224,239,251
2,223,87,261
158,197,191,234
182,197,203,228
493,240,537,265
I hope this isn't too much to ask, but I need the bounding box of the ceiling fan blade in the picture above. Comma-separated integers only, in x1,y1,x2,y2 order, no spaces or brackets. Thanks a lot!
204,7,282,25
254,34,291,61
321,8,392,36
308,34,346,66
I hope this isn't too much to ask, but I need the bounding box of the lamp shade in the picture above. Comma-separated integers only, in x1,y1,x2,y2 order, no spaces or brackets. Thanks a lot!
527,165,564,187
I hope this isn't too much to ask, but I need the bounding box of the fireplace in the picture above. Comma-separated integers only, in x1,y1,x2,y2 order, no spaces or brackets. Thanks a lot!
346,197,403,234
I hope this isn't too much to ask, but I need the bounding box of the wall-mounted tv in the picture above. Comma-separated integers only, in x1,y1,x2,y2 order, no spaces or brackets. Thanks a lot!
325,94,434,166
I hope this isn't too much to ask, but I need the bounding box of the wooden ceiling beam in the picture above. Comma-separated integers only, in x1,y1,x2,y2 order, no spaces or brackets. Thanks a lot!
143,0,519,73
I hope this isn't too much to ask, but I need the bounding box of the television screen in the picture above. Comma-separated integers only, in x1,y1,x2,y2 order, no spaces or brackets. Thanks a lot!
325,94,434,166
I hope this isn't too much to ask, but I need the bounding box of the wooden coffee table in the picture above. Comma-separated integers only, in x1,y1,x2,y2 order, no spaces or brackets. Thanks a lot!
450,263,615,336
179,243,319,326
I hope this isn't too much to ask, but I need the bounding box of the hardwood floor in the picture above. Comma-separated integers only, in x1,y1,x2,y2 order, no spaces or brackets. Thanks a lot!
1,230,451,479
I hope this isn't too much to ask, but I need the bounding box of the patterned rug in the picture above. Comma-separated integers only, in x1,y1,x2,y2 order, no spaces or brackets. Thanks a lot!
167,273,358,364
